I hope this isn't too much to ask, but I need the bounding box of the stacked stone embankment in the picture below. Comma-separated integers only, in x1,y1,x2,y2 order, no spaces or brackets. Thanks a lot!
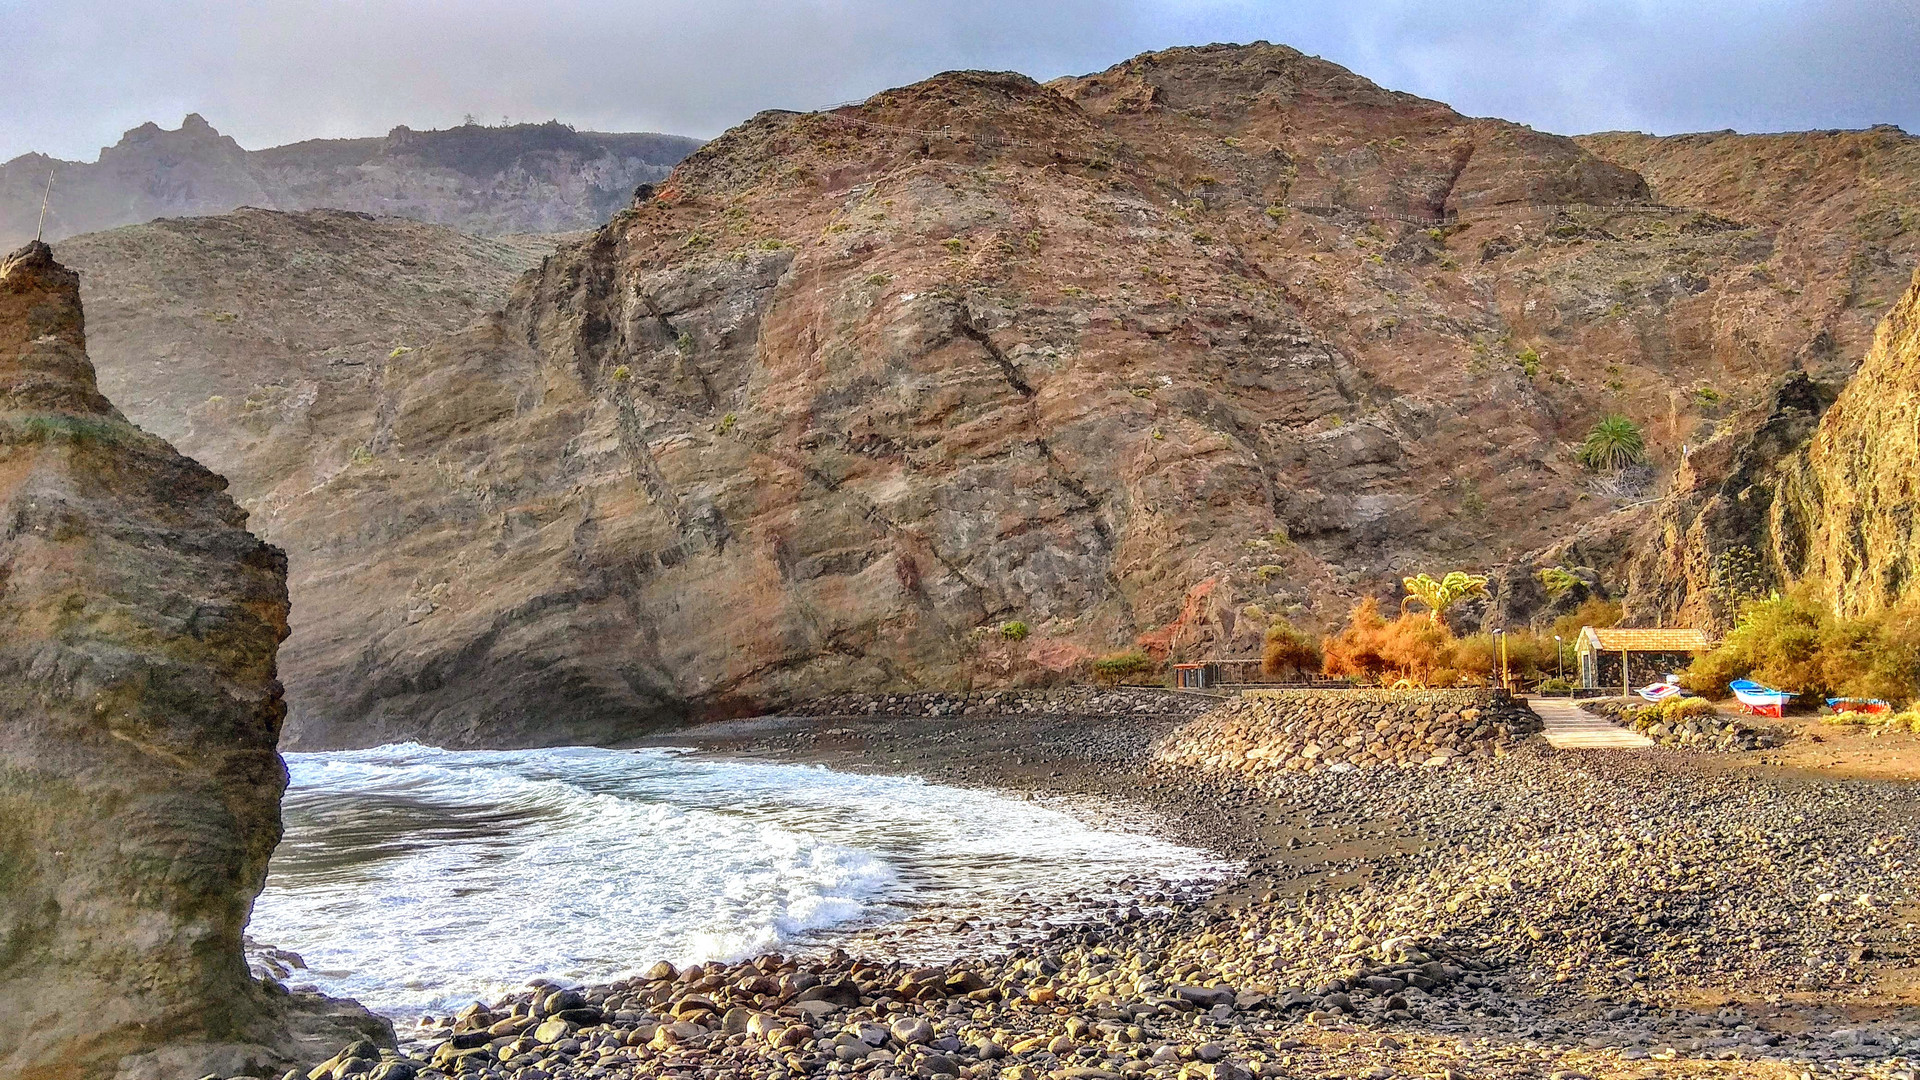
783,687,1216,721
1157,689,1542,776
1579,698,1782,751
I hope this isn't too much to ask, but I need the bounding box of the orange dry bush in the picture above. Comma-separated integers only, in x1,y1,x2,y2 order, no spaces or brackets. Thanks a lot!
1322,598,1460,686
1322,597,1390,682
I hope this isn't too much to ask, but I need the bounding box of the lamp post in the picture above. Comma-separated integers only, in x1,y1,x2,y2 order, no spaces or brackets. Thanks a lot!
1554,635,1564,690
1491,627,1509,693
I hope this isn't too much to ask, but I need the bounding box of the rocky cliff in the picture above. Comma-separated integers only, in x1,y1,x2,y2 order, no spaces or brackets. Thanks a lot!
51,44,1920,745
1769,267,1920,617
1478,125,1920,631
0,242,373,1079
0,115,702,246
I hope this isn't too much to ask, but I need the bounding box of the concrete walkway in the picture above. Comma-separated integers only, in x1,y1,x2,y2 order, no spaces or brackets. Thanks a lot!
1527,696,1657,749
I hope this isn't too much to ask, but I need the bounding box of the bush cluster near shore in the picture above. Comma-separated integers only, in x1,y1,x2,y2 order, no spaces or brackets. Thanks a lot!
1683,584,1920,708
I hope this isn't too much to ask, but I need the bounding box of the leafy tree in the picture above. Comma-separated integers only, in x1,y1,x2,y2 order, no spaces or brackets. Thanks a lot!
1261,618,1321,676
1402,571,1489,627
1577,415,1648,472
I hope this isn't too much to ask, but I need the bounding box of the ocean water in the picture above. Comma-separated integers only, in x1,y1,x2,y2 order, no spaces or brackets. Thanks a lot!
249,743,1227,1018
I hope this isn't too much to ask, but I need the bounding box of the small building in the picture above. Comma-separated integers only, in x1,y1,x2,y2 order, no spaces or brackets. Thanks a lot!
1577,626,1711,692
1173,662,1219,689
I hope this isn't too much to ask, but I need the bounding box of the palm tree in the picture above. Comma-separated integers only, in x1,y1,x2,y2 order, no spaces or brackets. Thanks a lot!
1403,571,1489,627
1577,415,1647,472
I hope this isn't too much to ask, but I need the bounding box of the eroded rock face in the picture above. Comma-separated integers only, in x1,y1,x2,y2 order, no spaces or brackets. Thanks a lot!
1771,266,1920,617
0,241,292,1077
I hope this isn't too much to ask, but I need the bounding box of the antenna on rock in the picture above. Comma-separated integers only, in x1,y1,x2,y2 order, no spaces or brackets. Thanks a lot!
35,168,54,244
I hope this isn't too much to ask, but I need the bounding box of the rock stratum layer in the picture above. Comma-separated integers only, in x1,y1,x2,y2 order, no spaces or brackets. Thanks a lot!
1,115,702,245
0,242,295,1078
51,44,1920,746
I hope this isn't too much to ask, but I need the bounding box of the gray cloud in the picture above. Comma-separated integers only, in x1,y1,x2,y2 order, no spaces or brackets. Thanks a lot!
3,0,1915,162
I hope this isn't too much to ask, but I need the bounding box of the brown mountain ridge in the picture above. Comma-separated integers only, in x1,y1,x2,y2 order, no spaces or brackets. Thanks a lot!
59,42,1920,747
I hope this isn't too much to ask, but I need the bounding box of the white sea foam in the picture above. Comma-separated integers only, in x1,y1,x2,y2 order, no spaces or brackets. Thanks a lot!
249,744,1226,1018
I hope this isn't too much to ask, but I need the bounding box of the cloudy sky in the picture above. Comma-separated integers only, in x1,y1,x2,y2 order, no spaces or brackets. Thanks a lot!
4,0,1916,162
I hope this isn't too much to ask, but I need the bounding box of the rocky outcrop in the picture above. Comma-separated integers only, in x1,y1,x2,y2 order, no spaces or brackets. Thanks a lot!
1614,372,1838,631
0,116,702,245
0,242,373,1078
1555,267,1920,633
45,45,1920,746
1769,266,1920,617
1156,689,1540,776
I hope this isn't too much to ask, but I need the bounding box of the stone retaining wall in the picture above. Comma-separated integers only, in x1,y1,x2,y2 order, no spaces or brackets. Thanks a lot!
1156,689,1543,776
1579,697,1782,751
781,687,1216,720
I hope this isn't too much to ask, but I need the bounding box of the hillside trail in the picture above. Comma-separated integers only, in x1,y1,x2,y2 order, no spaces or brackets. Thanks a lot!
1527,695,1658,749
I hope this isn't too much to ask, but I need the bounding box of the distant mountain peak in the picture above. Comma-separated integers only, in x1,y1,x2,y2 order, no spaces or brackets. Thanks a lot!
1,118,703,245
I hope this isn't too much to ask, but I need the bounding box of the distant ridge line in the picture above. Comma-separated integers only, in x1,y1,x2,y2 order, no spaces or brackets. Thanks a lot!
800,107,1704,224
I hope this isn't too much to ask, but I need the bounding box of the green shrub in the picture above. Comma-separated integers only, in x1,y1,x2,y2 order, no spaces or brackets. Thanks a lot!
1092,651,1158,687
1658,696,1718,723
1684,585,1920,706
1577,415,1648,471
1539,566,1581,598
1517,346,1541,378
717,412,737,434
1000,620,1030,642
1539,677,1574,693
1262,619,1320,677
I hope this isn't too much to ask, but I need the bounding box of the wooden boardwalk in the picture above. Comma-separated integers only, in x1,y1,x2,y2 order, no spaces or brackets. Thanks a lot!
1527,696,1656,749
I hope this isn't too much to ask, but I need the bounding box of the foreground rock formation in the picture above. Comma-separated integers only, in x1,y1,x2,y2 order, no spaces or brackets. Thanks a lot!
0,242,372,1078
36,44,1920,745
1,115,702,245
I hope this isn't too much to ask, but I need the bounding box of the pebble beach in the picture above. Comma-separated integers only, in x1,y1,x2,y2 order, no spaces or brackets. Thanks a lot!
293,691,1920,1080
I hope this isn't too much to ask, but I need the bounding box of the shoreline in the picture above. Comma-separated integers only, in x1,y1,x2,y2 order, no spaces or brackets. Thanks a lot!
300,693,1920,1080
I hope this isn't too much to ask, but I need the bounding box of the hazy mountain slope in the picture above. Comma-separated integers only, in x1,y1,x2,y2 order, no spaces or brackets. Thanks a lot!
0,115,702,245
55,208,557,506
